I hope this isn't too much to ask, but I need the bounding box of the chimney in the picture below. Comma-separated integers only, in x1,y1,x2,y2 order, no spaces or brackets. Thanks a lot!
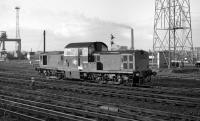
131,28,134,50
43,30,46,53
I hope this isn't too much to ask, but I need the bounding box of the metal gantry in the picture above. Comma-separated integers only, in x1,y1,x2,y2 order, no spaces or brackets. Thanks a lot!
153,0,193,68
0,31,21,56
0,7,21,58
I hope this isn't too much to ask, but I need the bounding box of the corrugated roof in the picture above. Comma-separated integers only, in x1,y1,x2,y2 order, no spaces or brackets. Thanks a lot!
65,42,107,48
94,50,147,54
41,51,64,55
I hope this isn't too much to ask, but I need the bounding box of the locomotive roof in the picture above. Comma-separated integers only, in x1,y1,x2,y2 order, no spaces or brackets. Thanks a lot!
94,50,148,54
65,42,107,48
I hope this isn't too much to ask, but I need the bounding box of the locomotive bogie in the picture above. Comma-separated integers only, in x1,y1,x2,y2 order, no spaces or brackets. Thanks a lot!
79,70,143,85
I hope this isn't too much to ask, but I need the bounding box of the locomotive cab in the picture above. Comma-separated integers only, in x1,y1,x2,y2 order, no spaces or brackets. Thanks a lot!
64,42,108,79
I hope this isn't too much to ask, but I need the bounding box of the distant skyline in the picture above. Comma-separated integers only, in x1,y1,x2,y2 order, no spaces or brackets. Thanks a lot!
0,0,200,51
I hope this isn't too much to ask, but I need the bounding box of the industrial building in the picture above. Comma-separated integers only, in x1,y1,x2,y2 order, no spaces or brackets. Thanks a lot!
194,47,200,61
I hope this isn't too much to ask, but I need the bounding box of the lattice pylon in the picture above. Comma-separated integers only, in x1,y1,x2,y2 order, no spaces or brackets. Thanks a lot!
153,0,193,68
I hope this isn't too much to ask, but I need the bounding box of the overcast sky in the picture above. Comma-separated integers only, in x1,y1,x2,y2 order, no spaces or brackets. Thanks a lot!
0,0,200,51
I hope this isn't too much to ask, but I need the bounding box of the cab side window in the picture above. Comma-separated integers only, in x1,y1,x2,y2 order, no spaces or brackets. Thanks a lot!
43,55,47,65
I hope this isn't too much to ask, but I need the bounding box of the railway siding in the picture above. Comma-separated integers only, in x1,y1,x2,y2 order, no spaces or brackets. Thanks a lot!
0,78,200,119
1,76,200,108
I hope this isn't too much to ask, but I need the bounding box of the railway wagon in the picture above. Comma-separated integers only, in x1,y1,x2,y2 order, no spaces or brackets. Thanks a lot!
36,42,154,85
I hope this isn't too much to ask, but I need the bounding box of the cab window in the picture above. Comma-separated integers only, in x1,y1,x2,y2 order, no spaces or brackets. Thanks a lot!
123,55,128,62
43,55,47,65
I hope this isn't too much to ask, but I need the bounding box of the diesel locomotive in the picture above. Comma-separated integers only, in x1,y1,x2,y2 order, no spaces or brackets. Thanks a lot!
36,42,155,85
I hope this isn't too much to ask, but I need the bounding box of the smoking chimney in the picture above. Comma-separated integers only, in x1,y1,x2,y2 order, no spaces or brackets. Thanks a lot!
43,30,46,53
131,28,134,50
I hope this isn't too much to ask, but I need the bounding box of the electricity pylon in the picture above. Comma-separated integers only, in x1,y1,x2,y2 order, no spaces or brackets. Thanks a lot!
153,0,193,68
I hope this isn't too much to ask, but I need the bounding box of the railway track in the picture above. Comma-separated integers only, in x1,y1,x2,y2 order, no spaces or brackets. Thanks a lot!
0,86,155,121
1,84,199,121
1,71,200,99
0,96,96,121
0,76,200,118
0,108,44,121
0,76,199,108
0,90,151,121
